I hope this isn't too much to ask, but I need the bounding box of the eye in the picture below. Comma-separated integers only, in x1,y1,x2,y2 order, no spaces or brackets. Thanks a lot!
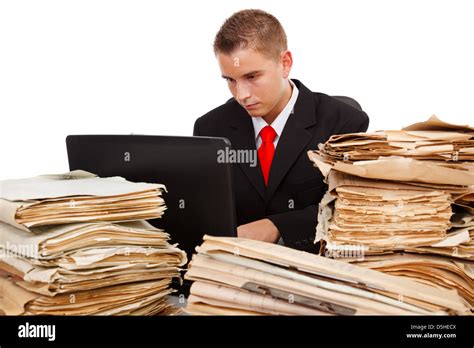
225,77,236,83
247,75,255,80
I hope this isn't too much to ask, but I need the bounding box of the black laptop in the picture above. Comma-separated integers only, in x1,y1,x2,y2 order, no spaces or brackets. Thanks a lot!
66,135,237,261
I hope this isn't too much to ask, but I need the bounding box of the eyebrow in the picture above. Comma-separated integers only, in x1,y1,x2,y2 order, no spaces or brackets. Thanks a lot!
222,70,263,80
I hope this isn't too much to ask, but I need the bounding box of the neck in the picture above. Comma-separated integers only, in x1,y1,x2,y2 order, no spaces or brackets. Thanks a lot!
263,80,292,125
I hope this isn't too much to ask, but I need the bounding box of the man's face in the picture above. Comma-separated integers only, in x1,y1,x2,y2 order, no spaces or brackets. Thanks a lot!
216,47,292,119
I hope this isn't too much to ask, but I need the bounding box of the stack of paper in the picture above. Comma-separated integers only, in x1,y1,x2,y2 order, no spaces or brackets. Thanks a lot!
403,212,474,261
184,236,470,315
0,170,167,230
0,171,186,315
308,116,474,310
312,172,474,309
351,253,473,306
316,171,453,250
311,115,474,212
318,115,474,164
0,277,177,315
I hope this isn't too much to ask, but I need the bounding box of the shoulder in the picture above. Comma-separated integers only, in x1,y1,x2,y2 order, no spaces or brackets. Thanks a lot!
293,79,368,128
312,92,369,133
194,98,241,134
315,92,367,119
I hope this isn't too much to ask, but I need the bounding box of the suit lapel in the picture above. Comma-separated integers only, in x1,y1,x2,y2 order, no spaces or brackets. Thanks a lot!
229,108,266,201
266,80,318,201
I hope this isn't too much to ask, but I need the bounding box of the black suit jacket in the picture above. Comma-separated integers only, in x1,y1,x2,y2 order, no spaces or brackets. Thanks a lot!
193,79,369,252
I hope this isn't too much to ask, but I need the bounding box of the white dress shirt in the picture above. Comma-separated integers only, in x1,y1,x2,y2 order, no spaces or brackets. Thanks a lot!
251,79,299,149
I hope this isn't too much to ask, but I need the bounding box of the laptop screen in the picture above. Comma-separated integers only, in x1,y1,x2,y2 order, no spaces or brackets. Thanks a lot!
66,134,237,260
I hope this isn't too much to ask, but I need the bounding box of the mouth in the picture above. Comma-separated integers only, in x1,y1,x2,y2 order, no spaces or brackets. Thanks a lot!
244,103,259,110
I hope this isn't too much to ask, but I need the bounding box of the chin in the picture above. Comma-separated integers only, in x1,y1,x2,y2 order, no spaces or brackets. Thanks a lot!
247,109,267,118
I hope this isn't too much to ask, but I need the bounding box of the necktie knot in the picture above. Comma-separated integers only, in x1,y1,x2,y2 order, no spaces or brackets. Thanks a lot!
260,125,277,143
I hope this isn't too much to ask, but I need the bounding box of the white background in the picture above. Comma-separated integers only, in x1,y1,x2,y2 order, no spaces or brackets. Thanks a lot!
1,0,473,180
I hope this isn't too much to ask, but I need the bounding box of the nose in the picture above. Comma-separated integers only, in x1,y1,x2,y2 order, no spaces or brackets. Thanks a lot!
236,82,251,104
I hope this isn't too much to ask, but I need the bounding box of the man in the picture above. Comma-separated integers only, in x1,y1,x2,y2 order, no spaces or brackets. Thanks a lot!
193,9,369,252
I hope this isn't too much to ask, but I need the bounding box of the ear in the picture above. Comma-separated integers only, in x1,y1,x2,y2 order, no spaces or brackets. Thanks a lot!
280,50,293,78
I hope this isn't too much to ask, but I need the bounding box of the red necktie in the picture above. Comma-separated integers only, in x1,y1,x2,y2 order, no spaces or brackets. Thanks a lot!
258,125,277,186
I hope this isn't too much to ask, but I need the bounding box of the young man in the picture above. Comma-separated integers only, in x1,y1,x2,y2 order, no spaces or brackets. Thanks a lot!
193,9,369,252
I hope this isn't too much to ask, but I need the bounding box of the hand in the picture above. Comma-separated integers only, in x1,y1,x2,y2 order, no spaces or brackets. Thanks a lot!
237,218,281,243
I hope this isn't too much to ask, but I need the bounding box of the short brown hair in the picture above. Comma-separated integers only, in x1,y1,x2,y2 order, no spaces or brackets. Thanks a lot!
213,9,288,61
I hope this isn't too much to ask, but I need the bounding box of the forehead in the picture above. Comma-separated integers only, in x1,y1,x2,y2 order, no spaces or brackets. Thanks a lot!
216,47,275,76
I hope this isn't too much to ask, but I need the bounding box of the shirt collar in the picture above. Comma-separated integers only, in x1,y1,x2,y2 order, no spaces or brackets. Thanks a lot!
252,79,299,141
